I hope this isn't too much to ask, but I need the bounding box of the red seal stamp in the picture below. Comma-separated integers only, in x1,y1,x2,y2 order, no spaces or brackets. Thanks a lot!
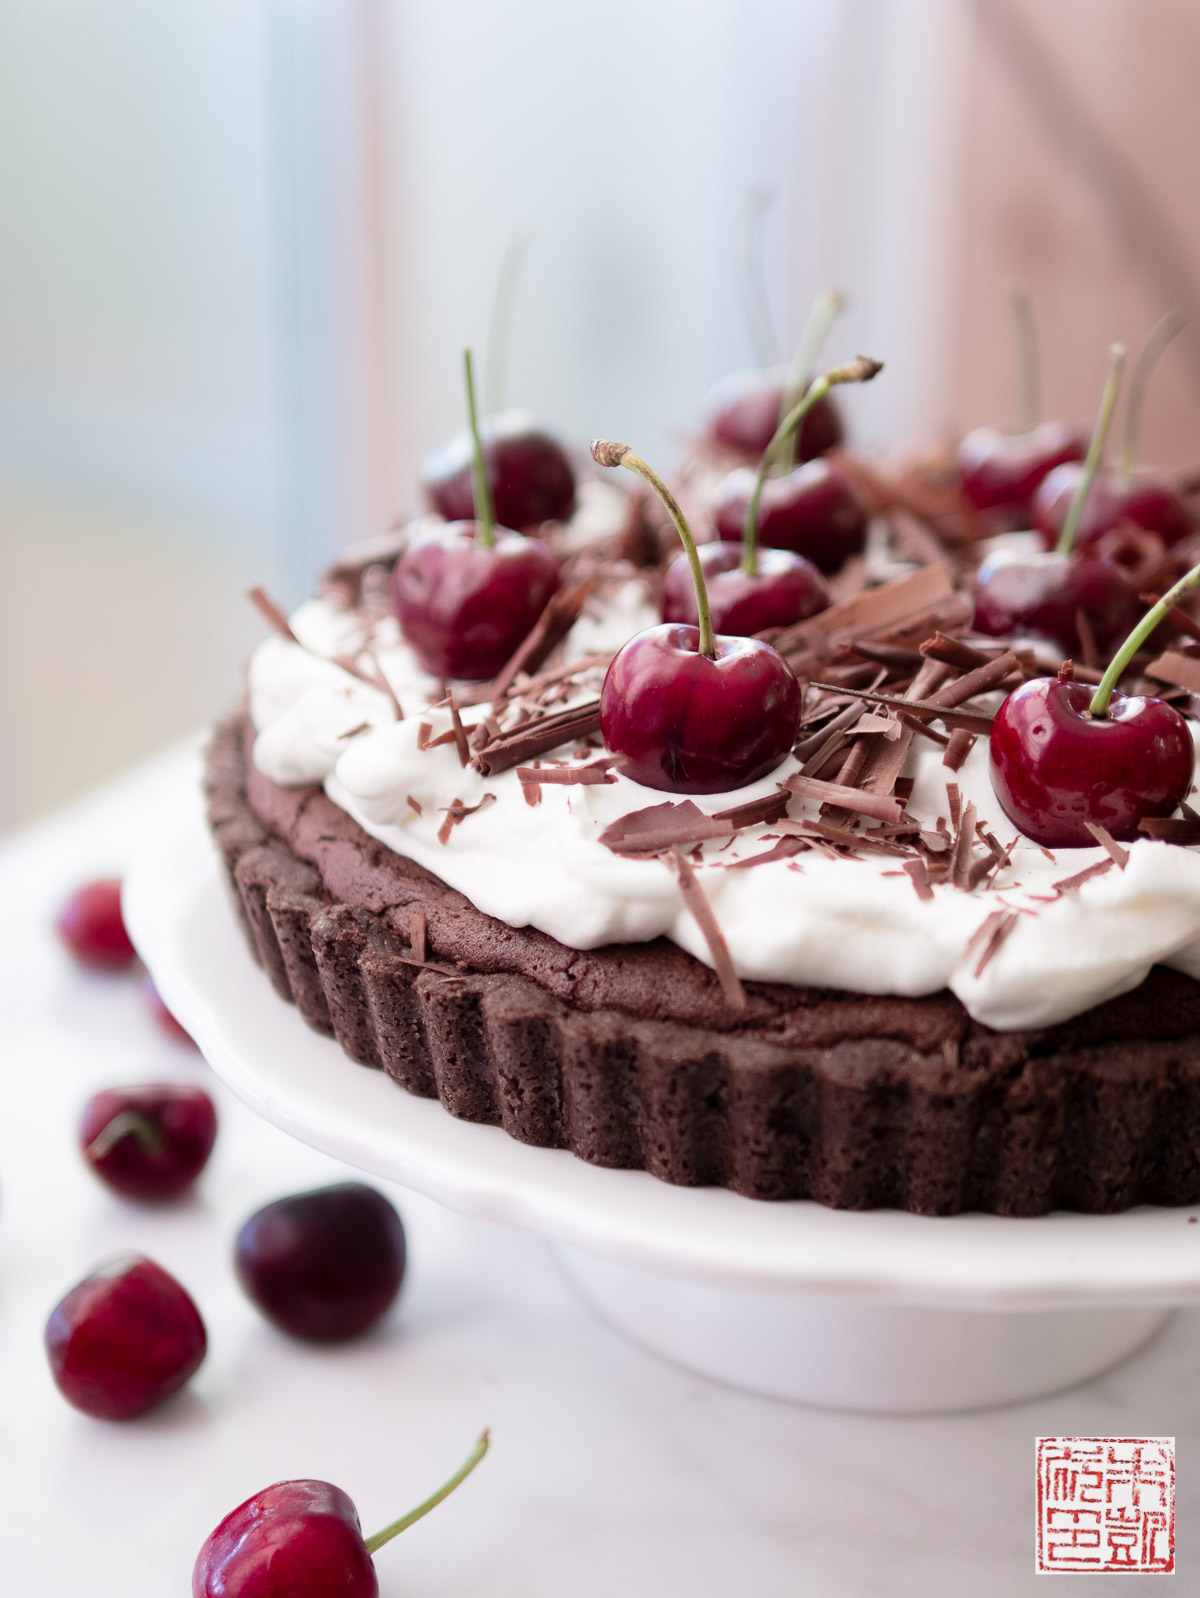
1036,1437,1174,1573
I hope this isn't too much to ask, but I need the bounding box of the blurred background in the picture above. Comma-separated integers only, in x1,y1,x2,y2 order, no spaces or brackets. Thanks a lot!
2,0,1198,831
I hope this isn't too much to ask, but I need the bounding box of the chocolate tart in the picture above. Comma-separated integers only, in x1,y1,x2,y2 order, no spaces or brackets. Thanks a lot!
206,713,1200,1217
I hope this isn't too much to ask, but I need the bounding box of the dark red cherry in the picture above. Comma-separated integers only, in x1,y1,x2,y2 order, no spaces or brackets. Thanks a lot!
706,369,843,461
601,623,800,793
193,1433,489,1598
989,676,1194,848
392,520,559,680
235,1182,406,1342
420,412,575,529
714,459,867,573
80,1084,217,1201
661,542,828,635
45,1254,206,1419
973,549,1140,656
56,878,136,970
1033,464,1193,556
958,421,1087,518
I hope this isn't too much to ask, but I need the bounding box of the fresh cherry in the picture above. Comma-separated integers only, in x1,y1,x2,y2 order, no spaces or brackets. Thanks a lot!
660,541,829,635
706,368,843,462
80,1084,217,1201
395,350,559,680
1032,465,1192,556
421,410,576,529
714,458,867,573
989,676,1193,848
45,1254,206,1419
958,421,1086,518
141,971,197,1045
973,549,1138,657
193,1432,489,1598
56,878,136,970
235,1182,406,1342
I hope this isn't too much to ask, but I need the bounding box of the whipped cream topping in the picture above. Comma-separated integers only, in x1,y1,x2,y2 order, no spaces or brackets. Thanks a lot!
247,593,1200,1033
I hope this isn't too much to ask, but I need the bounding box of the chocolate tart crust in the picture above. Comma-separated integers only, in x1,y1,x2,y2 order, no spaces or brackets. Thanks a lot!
205,714,1200,1215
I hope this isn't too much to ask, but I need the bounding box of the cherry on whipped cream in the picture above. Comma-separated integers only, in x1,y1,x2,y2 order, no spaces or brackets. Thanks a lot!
45,1254,206,1419
56,878,136,970
420,411,576,530
192,1432,489,1598
80,1084,217,1201
714,458,867,573
706,370,842,462
660,541,828,635
393,350,559,680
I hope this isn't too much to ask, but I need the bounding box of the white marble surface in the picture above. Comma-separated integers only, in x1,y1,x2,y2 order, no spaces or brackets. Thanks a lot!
1,744,1197,1593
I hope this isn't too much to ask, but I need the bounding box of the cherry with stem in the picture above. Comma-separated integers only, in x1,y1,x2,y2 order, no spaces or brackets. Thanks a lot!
774,289,845,471
1053,343,1125,557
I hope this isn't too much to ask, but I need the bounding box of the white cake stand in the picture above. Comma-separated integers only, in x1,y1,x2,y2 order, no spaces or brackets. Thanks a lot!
124,796,1200,1413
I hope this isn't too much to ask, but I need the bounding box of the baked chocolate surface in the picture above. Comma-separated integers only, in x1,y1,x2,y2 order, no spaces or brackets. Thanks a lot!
206,713,1200,1214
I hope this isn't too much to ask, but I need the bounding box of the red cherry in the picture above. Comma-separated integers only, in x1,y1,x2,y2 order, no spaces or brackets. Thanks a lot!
45,1254,206,1419
235,1183,406,1342
420,413,576,529
80,1084,217,1201
706,369,843,461
193,1434,490,1598
661,542,828,635
714,458,867,573
989,676,1193,847
600,623,800,794
141,971,197,1046
55,878,136,970
957,421,1087,518
1033,464,1192,556
392,520,559,680
973,549,1140,656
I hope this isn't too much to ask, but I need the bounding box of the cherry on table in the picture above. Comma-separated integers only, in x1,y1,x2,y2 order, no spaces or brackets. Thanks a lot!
55,878,136,970
80,1084,217,1201
660,541,829,635
705,368,843,461
973,549,1139,657
45,1254,206,1420
235,1182,406,1342
421,410,576,530
714,458,867,573
192,1432,489,1598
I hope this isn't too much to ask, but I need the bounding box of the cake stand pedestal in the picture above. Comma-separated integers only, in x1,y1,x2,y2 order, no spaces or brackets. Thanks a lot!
124,800,1199,1414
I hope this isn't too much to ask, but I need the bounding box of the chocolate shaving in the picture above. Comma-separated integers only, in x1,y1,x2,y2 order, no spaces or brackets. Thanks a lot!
727,837,809,869
808,683,996,734
436,793,496,845
337,722,371,742
945,782,962,830
920,632,993,671
669,846,746,1011
417,722,433,750
1052,859,1115,893
711,792,791,827
951,800,977,888
516,758,619,807
1083,822,1130,867
600,800,738,856
1146,650,1200,694
485,578,595,702
409,908,427,964
781,773,905,825
405,794,422,815
471,700,603,776
898,711,951,747
942,728,976,771
248,586,300,641
445,688,470,768
967,910,1019,977
1139,817,1200,845
927,651,1020,708
904,858,934,901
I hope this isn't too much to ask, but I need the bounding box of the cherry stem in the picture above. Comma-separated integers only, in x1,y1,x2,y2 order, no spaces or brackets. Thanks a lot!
363,1429,491,1557
739,186,781,370
1009,287,1039,436
85,1110,165,1162
463,348,495,549
1119,309,1185,481
776,288,844,470
484,230,529,417
1054,343,1125,557
741,355,883,577
591,440,716,658
1089,557,1200,717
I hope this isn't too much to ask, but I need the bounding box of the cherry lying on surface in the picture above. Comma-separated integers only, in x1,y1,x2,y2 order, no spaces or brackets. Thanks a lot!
80,1083,216,1201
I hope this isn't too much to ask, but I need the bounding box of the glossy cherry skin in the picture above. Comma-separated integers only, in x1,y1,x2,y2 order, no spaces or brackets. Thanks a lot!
193,1479,377,1598
80,1084,217,1201
1033,464,1193,556
705,369,843,461
420,411,576,529
957,421,1087,517
56,878,136,970
45,1255,206,1420
235,1183,406,1342
601,624,800,793
989,677,1194,848
973,549,1140,656
661,542,828,636
392,520,559,680
714,460,867,574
